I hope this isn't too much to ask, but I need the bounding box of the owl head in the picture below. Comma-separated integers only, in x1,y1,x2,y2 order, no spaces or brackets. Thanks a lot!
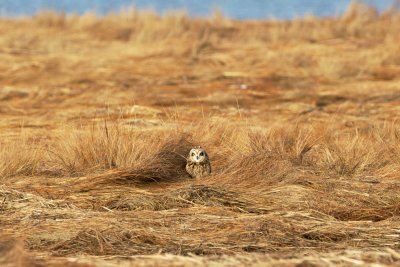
188,146,209,163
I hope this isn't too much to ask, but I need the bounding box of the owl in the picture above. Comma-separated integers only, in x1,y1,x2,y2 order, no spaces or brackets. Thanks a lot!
185,147,211,178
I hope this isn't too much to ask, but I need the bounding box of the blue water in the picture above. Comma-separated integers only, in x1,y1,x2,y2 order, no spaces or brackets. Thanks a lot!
0,0,396,19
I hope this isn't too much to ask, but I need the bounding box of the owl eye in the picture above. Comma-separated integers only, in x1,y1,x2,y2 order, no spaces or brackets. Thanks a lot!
191,153,195,157
199,152,204,156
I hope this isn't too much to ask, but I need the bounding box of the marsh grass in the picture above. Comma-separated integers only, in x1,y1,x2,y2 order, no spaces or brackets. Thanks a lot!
1,119,400,183
2,1,400,266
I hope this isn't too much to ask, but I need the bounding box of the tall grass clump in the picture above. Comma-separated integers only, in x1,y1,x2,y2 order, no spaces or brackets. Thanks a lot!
44,122,188,177
0,137,43,179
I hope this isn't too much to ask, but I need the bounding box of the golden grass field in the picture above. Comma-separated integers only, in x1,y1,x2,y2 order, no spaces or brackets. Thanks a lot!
1,2,400,266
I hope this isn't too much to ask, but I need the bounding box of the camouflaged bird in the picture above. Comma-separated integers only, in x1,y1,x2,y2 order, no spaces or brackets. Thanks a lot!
185,146,211,178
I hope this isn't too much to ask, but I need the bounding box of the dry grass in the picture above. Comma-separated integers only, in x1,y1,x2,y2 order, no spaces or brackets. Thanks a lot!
1,1,400,266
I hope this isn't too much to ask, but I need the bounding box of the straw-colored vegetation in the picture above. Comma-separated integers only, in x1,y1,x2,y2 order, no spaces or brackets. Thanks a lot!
1,2,400,266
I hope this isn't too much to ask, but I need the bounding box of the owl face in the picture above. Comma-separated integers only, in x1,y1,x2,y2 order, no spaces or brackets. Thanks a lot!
188,147,208,163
